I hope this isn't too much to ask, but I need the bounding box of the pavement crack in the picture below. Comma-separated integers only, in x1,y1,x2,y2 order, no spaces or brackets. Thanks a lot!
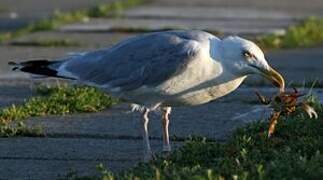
44,133,188,142
0,156,137,162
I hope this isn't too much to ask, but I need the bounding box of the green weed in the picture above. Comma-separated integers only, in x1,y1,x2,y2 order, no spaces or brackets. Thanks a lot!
0,85,118,136
0,85,118,123
257,17,323,49
0,121,43,137
88,0,146,17
10,38,81,47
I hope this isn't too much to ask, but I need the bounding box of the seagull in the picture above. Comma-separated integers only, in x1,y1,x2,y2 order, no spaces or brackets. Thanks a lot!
9,30,285,161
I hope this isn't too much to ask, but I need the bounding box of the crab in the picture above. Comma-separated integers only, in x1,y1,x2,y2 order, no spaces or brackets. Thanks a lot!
255,88,318,137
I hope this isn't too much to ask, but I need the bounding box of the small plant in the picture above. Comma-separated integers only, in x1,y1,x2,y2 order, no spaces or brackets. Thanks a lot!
257,17,323,49
0,10,89,42
85,0,147,18
0,121,44,137
0,84,118,123
10,38,81,47
0,85,118,137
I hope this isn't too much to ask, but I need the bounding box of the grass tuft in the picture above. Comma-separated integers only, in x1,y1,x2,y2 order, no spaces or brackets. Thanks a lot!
10,38,81,47
257,17,323,49
0,121,44,137
88,0,145,17
0,85,118,123
0,85,118,136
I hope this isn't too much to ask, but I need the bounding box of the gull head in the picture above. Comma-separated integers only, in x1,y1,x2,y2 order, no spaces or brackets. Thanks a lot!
219,36,285,91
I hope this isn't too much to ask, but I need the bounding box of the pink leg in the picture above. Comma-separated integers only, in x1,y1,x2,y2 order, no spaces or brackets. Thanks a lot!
162,107,172,152
142,108,154,162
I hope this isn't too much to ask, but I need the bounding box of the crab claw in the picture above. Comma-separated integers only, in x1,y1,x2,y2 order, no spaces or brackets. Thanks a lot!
301,103,318,119
255,91,271,105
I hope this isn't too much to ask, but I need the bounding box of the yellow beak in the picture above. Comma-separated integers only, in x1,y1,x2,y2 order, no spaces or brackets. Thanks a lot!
263,67,285,92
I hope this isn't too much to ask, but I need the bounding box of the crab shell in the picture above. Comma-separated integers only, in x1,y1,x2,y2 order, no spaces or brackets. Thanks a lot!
256,88,318,138
270,92,299,114
270,91,318,118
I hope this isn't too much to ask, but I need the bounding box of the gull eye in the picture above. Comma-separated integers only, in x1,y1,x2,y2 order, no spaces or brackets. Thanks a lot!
242,50,254,59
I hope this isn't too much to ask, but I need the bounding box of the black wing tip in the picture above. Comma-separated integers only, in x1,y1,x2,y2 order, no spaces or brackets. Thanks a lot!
8,61,18,66
8,59,76,80
8,61,20,71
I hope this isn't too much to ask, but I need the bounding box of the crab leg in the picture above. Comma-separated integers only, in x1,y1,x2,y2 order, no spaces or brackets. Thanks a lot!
268,111,281,138
301,103,318,119
255,91,271,105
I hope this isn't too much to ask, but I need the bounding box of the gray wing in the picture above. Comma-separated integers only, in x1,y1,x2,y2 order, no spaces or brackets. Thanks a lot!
60,30,213,90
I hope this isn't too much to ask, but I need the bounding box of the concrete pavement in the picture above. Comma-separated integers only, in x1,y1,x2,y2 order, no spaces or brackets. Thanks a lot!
0,0,116,31
59,0,323,36
0,0,323,179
